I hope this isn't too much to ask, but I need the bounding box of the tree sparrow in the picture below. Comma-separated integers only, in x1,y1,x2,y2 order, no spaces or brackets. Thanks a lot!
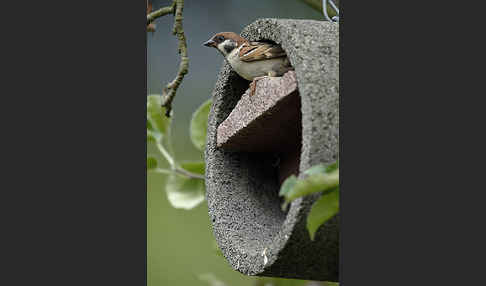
203,32,293,96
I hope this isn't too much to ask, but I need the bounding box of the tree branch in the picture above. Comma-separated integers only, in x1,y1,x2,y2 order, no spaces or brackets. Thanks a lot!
146,2,175,26
161,0,188,117
146,0,188,117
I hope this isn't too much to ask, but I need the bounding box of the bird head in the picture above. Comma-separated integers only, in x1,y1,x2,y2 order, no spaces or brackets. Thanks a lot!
203,32,248,57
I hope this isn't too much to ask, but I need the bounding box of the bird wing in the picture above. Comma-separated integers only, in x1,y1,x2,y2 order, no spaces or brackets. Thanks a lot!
238,42,287,62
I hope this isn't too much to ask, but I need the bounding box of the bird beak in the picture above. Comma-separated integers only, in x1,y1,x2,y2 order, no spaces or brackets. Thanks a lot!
203,39,215,47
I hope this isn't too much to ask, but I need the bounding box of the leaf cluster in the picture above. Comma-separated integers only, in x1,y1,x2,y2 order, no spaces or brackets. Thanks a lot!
147,95,211,209
280,161,339,240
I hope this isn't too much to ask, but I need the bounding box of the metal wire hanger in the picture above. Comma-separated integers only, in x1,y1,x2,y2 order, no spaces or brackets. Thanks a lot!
323,0,339,22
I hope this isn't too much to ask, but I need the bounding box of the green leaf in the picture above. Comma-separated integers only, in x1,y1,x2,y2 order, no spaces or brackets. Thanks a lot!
165,161,205,209
166,174,205,209
285,169,339,202
180,161,205,175
279,175,298,196
303,164,326,176
147,130,161,143
190,99,212,151
307,187,339,240
303,161,339,175
147,119,153,131
325,160,339,173
279,175,298,210
147,94,170,135
147,156,158,170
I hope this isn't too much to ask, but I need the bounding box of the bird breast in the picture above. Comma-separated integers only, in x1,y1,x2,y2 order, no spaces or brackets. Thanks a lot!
226,47,289,81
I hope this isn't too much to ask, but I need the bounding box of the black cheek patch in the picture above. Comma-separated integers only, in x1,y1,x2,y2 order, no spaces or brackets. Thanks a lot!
224,44,235,54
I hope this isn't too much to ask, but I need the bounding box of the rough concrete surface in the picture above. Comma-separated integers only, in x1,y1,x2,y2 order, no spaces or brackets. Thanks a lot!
217,70,299,152
205,19,339,281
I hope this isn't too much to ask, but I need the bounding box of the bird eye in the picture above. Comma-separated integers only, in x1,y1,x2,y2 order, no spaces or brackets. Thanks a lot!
217,36,224,42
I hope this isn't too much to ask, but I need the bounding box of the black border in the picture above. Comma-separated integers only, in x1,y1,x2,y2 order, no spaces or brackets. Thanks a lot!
340,0,481,285
2,1,147,285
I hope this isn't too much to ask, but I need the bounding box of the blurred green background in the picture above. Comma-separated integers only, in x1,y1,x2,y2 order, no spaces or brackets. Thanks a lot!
148,1,323,285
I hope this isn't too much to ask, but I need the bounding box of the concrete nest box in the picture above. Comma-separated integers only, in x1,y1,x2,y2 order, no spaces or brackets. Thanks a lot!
205,19,339,281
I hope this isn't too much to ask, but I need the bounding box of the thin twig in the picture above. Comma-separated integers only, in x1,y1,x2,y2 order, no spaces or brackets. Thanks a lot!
157,140,204,180
149,168,174,175
150,166,204,180
146,2,175,26
156,142,175,168
161,0,188,117
175,167,205,180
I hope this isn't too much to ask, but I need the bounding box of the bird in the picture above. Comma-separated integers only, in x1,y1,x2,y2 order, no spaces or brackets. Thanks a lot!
203,32,293,96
